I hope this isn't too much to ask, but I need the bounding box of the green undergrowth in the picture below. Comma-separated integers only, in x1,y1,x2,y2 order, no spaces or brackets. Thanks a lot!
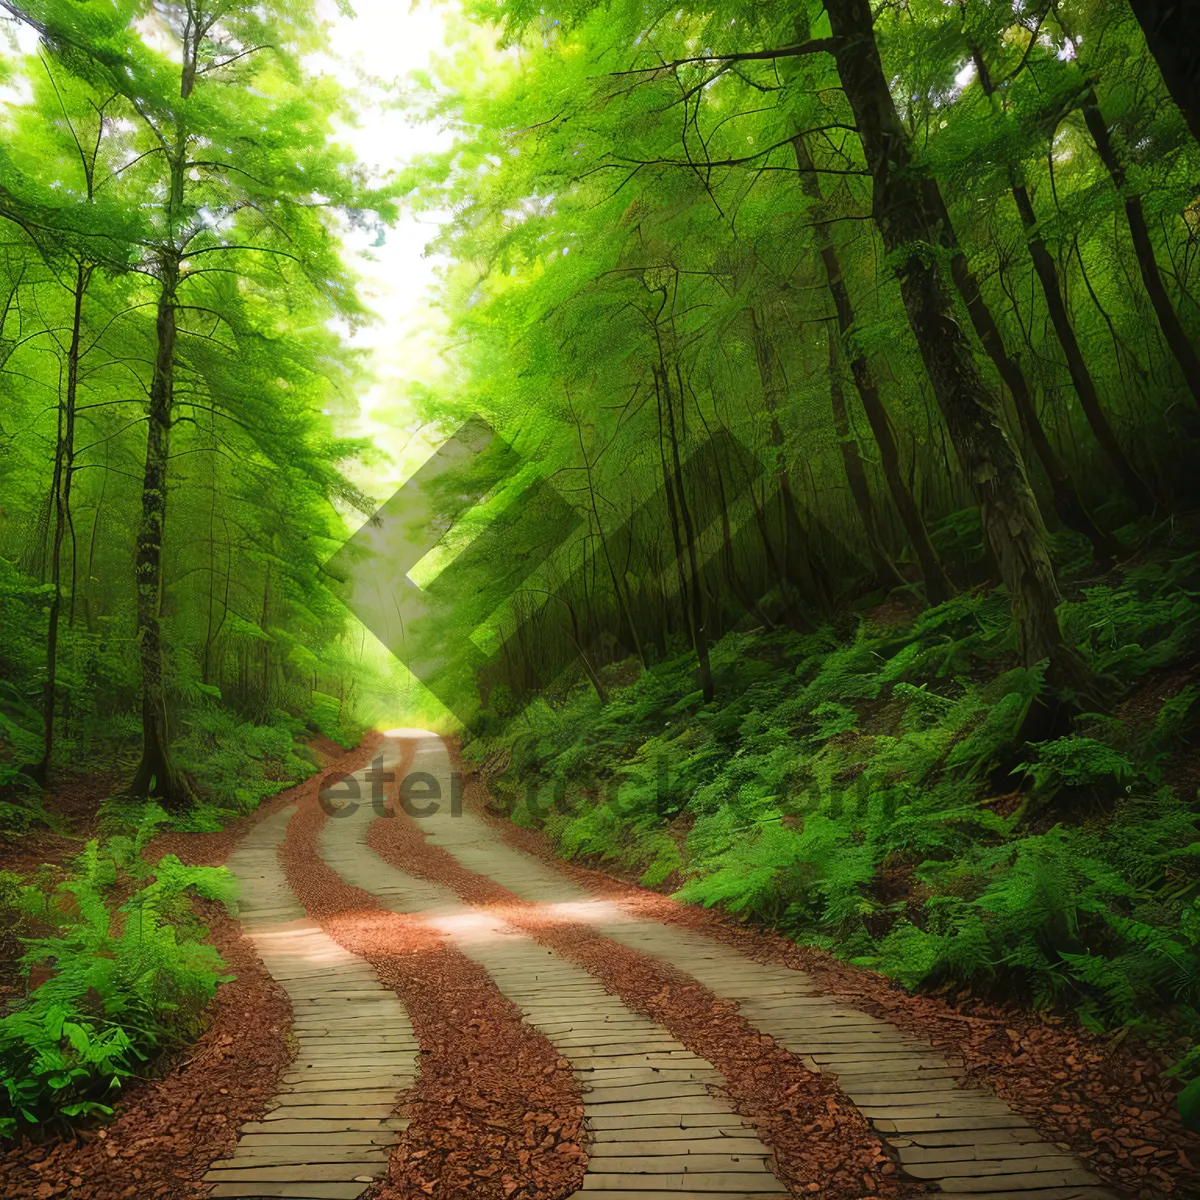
0,555,367,838
0,813,236,1138
467,543,1200,1099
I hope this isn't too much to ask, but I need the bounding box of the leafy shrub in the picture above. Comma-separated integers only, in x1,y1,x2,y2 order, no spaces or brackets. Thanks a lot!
0,841,235,1137
1017,736,1137,793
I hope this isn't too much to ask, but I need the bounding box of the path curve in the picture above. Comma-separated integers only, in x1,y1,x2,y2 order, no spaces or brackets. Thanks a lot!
208,730,1120,1200
386,730,1117,1200
320,733,788,1199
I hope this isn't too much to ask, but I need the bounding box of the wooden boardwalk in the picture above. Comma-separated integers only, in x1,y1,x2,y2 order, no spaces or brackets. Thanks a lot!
212,804,418,1200
207,731,1118,1199
320,745,788,1199
402,731,1115,1200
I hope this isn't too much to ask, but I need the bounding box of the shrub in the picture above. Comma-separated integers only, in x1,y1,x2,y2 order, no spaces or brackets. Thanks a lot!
0,841,235,1138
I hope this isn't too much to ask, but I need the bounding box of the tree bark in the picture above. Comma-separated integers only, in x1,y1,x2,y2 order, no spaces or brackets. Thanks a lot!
571,394,647,667
130,258,189,805
929,187,1117,561
826,325,907,587
32,261,88,784
1079,88,1200,408
1124,0,1200,146
655,358,713,701
823,0,1090,686
747,309,834,614
790,105,952,602
936,54,1117,561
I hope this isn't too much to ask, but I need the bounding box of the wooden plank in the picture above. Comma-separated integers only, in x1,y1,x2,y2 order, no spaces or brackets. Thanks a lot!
589,1139,772,1157
203,1163,384,1181
260,1104,398,1120
934,1190,1115,1200
208,1149,390,1167
905,1128,1042,1148
236,1132,398,1147
874,1115,1032,1135
584,1070,717,1086
581,1173,787,1193
209,1184,367,1199
858,1100,1012,1119
840,1077,965,1095
584,1083,712,1102
587,1154,774,1173
899,1142,1063,1164
241,1118,408,1134
575,1053,697,1069
570,1191,790,1199
590,1112,739,1132
279,1086,401,1100
591,1117,755,1136
825,1060,960,1075
936,1170,1102,1192
585,1097,734,1116
905,1156,1086,1179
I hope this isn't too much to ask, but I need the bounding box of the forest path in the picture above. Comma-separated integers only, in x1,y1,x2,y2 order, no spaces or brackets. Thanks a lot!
319,733,786,1200
366,731,1117,1200
214,731,1117,1200
211,802,418,1199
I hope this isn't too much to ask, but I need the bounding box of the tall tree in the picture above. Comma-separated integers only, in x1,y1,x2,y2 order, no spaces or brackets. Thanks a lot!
1122,0,1200,145
965,33,1156,513
822,0,1087,682
0,64,135,782
3,0,390,802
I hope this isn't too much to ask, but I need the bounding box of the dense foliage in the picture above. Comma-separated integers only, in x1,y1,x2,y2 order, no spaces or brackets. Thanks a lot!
400,0,1200,1117
0,0,391,823
474,546,1200,1036
0,0,395,1138
0,818,235,1136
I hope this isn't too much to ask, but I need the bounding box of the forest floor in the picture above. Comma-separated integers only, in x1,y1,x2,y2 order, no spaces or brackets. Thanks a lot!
0,731,1196,1200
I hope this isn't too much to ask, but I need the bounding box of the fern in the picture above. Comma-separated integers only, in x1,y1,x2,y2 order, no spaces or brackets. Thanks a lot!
0,847,234,1137
475,551,1200,1063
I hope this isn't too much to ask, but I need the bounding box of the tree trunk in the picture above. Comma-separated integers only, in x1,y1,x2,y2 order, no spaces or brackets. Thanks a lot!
667,363,714,701
747,310,834,614
655,360,713,701
790,114,952,602
1124,0,1200,146
1079,88,1200,408
572,396,647,666
130,262,189,805
32,262,87,784
1009,182,1157,512
827,326,906,587
82,440,109,632
938,57,1117,561
823,0,1090,687
708,425,777,630
930,188,1117,561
